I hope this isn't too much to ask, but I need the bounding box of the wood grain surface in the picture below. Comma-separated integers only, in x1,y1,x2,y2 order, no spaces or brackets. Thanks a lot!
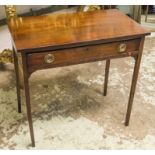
8,9,150,53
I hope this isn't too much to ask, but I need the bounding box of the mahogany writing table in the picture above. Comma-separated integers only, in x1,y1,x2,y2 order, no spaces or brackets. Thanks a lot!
8,9,150,147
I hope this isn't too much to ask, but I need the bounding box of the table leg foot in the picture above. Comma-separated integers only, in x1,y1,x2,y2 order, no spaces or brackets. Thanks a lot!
32,142,35,147
103,59,110,96
124,121,129,126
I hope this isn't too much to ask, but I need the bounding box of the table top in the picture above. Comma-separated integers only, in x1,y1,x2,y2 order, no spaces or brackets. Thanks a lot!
8,9,150,53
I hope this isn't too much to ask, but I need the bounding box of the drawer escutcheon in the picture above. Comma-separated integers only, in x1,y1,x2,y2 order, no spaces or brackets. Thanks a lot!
44,54,55,64
118,43,127,53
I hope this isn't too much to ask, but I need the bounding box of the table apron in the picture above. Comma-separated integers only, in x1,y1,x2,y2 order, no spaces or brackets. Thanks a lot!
26,38,141,74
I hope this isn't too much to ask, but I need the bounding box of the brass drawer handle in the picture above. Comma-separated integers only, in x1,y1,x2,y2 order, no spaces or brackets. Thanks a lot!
118,43,127,53
44,54,55,64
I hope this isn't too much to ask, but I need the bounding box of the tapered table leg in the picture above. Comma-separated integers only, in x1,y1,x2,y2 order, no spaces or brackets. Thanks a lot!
125,37,145,126
22,53,35,147
103,59,110,96
12,47,22,113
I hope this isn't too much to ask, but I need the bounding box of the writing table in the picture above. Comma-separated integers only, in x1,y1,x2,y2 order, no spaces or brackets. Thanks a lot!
8,9,150,147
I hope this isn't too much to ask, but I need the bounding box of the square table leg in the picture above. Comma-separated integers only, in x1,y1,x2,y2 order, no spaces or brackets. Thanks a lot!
21,53,35,147
125,37,145,126
103,59,110,96
12,47,22,113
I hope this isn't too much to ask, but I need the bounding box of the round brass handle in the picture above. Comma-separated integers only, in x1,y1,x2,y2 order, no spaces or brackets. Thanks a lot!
118,43,127,53
44,54,55,64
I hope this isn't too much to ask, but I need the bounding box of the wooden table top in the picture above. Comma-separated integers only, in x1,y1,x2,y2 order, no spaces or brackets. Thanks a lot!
8,9,150,53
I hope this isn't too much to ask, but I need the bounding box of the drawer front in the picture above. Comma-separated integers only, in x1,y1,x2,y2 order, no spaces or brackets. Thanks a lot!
27,39,140,73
